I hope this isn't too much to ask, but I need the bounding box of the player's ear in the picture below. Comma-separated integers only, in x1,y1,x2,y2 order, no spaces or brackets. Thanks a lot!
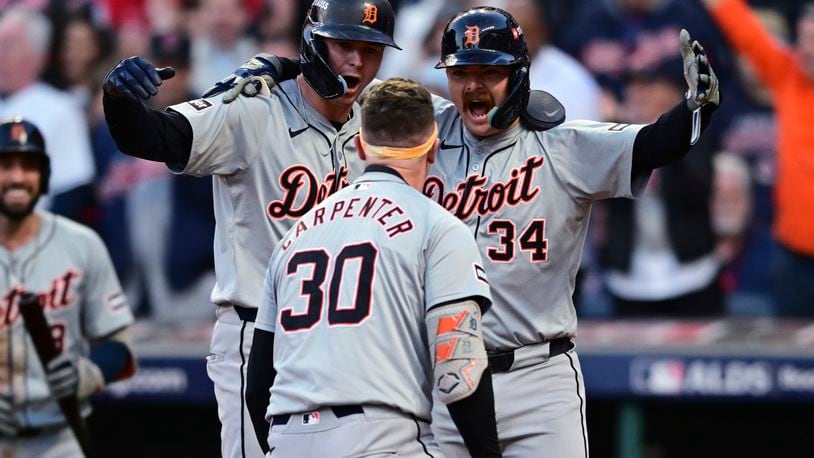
355,135,367,161
427,139,438,164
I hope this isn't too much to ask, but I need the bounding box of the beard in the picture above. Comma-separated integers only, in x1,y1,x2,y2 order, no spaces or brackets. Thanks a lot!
0,192,40,221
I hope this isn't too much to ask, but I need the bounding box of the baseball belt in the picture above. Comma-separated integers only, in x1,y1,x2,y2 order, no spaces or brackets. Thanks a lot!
487,338,574,373
233,305,257,322
271,405,364,426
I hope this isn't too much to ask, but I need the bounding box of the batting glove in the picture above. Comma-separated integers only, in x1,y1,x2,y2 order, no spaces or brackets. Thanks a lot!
202,54,301,103
103,56,176,102
0,395,18,436
681,29,720,110
45,352,79,400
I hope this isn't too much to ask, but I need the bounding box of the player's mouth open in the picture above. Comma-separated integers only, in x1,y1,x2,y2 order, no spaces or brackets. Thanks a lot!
466,95,494,121
343,76,361,91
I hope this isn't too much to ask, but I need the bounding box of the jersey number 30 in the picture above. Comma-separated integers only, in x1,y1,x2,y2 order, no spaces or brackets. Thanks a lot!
280,242,377,332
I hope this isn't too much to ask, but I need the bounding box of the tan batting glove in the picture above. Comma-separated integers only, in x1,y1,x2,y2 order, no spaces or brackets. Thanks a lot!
76,357,106,400
681,29,720,110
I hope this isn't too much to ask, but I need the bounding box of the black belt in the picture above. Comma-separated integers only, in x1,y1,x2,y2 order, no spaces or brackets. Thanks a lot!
271,405,364,426
233,305,257,322
487,338,574,373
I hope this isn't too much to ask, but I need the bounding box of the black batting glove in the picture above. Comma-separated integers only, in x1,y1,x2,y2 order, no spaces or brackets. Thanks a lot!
103,56,176,102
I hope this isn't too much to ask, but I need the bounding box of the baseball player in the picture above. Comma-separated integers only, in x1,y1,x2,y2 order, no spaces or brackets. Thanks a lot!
423,7,721,457
247,77,499,457
0,117,135,458
100,1,401,456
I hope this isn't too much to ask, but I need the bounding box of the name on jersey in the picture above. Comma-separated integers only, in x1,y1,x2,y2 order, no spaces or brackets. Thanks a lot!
267,165,350,220
423,155,544,220
280,196,414,250
0,269,81,331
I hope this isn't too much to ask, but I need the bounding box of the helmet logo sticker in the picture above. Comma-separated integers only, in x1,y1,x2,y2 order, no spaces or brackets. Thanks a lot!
362,4,378,25
464,25,480,47
10,124,26,145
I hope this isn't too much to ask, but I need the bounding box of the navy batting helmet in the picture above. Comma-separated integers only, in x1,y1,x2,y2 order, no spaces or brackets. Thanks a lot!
301,0,401,100
0,117,51,194
436,7,530,129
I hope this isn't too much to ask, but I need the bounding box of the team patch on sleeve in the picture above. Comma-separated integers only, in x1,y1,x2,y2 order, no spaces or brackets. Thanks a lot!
474,264,488,284
106,291,129,313
187,99,213,111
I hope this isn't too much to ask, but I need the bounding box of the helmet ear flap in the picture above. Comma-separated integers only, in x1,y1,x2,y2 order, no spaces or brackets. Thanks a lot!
300,27,348,100
487,65,530,130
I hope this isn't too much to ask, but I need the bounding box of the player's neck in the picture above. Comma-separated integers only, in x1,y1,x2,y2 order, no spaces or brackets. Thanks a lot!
298,76,354,124
0,212,40,251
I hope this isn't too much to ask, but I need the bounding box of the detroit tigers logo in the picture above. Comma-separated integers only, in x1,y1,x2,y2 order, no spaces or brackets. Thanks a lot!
423,155,544,221
0,269,81,331
464,26,480,47
362,4,378,24
10,124,27,144
267,165,351,220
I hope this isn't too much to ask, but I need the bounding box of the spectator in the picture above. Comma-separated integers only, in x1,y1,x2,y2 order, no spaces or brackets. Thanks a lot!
0,6,96,220
696,7,788,314
480,0,602,121
255,0,301,57
599,58,724,318
55,13,113,113
701,0,814,316
188,0,258,96
565,0,724,120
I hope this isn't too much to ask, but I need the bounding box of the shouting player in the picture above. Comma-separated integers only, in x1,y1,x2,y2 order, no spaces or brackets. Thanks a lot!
247,77,499,457
424,7,720,457
100,0,400,456
0,117,135,457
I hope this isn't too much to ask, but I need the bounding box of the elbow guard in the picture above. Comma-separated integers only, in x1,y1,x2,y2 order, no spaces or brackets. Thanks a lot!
426,300,489,405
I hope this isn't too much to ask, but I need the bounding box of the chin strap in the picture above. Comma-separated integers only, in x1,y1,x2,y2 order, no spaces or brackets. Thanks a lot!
487,66,530,130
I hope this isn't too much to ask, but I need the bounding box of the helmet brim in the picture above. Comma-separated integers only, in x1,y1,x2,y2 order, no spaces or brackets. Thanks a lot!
314,25,401,50
434,50,522,68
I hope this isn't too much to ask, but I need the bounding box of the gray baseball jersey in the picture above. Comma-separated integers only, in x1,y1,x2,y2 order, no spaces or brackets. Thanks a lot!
255,168,491,420
426,99,648,350
168,78,365,309
0,212,133,426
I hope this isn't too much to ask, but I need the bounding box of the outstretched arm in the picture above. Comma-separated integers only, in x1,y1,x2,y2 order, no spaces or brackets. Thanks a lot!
102,56,193,165
699,0,793,88
631,29,721,177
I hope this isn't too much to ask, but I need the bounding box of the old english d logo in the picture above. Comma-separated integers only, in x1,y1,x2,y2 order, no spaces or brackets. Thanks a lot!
464,25,480,46
10,124,26,145
362,4,378,24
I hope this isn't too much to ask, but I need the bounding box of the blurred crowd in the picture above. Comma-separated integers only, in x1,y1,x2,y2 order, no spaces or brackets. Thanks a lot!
0,0,812,325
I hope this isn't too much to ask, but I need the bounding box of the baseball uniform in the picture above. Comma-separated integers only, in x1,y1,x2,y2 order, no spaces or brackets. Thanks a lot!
0,212,133,458
425,97,648,457
255,166,492,457
167,78,364,458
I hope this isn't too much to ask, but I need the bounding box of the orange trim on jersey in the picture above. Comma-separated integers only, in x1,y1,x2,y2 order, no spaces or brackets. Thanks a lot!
359,123,437,160
461,360,479,388
436,310,469,336
435,337,459,363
